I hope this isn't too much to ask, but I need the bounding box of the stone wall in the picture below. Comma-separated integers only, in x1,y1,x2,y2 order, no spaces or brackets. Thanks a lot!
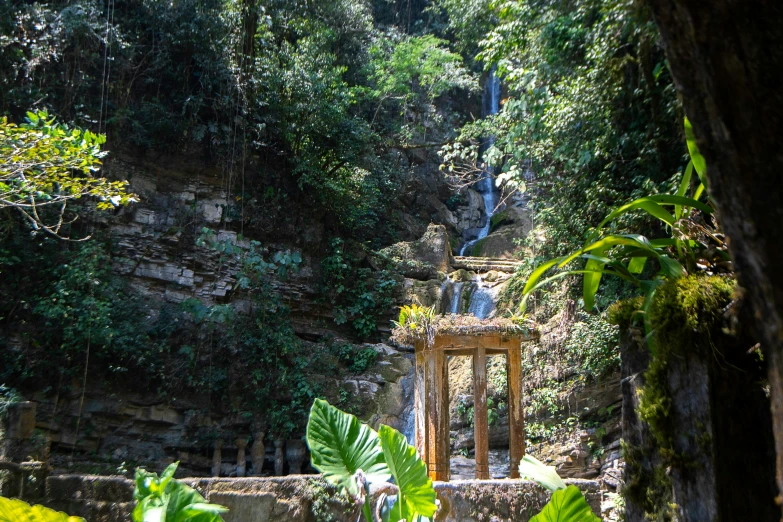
45,474,601,522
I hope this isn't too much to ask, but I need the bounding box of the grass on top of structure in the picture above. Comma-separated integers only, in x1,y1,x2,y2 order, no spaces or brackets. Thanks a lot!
391,305,536,347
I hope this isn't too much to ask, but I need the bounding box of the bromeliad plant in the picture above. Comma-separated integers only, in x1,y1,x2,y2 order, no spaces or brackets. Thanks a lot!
132,462,227,522
391,304,436,347
306,398,437,522
518,455,601,522
520,118,725,345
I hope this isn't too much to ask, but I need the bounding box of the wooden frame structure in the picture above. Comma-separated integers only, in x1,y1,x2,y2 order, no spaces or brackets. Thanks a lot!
413,332,530,481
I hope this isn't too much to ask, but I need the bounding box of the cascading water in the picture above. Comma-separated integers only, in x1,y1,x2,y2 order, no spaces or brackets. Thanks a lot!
459,69,502,257
467,275,497,319
448,281,464,314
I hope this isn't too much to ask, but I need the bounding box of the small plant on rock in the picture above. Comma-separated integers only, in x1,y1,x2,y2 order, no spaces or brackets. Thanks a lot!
132,462,227,522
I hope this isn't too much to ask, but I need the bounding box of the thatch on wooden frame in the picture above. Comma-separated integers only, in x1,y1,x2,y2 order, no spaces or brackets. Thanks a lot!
391,312,538,347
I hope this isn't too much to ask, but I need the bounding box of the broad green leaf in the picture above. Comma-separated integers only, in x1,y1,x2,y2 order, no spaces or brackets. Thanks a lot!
644,195,712,215
558,235,655,268
627,256,647,274
657,255,684,279
597,199,675,229
0,497,85,522
378,425,437,520
582,247,606,311
675,162,694,219
132,462,226,522
530,485,601,522
518,455,566,492
522,256,567,295
684,118,707,186
307,398,390,497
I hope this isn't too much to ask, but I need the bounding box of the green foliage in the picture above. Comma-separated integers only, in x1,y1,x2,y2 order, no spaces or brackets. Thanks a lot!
0,496,85,522
564,312,619,379
367,32,477,144
0,384,19,420
332,342,379,374
378,425,437,522
132,462,227,522
530,486,601,522
320,238,400,339
306,399,436,522
518,455,567,492
636,275,734,451
0,110,135,237
306,398,391,517
518,455,600,522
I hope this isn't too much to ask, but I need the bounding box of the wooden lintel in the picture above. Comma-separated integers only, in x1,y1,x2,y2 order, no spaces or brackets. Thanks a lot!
473,347,489,480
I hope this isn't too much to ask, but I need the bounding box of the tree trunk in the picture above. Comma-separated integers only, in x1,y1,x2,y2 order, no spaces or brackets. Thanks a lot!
645,0,783,503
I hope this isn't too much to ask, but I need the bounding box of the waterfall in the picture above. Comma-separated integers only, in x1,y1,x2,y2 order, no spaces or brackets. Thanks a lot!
448,281,464,314
460,69,502,256
467,275,497,320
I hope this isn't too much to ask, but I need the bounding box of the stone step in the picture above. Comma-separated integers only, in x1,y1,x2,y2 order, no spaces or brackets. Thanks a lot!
451,256,523,273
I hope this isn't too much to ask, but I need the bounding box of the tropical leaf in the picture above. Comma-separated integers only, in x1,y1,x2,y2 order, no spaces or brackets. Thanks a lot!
644,195,712,215
627,256,647,274
582,247,606,311
522,256,567,294
132,462,227,522
307,398,391,497
518,455,566,492
558,235,656,268
530,485,601,522
684,117,707,186
0,497,85,522
378,425,437,520
675,161,694,220
597,198,675,229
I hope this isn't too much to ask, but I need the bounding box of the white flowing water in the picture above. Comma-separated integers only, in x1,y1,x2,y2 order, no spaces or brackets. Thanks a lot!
467,275,497,320
448,281,464,314
459,69,501,256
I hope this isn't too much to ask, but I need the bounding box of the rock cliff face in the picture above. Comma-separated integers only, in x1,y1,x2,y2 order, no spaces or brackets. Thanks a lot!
0,149,461,476
9,342,413,478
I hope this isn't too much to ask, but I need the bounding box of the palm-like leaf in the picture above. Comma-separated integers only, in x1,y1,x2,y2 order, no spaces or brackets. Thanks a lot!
307,398,391,497
378,425,437,520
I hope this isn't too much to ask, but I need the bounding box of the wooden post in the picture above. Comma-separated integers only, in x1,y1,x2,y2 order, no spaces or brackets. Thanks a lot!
473,347,489,479
507,342,525,478
414,341,427,460
435,350,450,481
425,344,438,481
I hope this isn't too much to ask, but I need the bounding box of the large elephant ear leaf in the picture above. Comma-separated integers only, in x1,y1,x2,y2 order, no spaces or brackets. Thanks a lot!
378,425,437,520
530,485,601,522
0,496,86,522
519,455,566,492
307,399,391,497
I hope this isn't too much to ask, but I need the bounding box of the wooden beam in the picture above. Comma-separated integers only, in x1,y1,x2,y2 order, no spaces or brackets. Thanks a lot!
473,347,489,479
507,342,525,478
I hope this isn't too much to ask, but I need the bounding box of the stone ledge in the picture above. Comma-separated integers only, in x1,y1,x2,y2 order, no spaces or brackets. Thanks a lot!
45,474,600,522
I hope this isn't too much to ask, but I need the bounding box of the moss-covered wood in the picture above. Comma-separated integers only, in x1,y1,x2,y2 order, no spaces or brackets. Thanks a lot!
613,275,779,521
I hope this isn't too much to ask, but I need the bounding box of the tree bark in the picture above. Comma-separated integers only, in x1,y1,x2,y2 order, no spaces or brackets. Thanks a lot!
645,0,783,503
